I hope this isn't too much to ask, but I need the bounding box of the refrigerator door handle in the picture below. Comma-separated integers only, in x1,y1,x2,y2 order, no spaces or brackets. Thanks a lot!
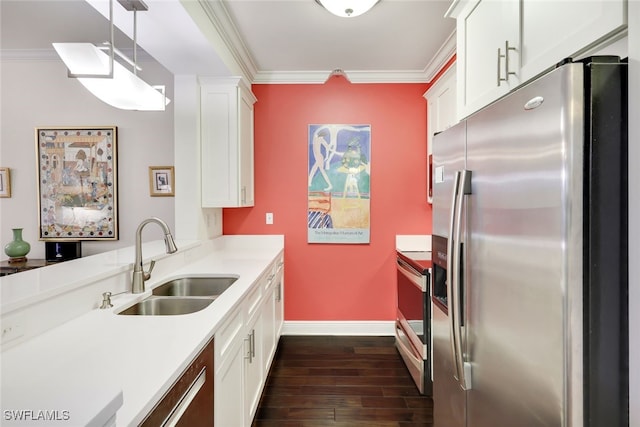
452,169,472,390
447,171,462,382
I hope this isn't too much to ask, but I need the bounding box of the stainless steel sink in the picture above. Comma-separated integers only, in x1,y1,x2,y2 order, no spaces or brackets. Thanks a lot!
151,276,238,297
118,297,214,316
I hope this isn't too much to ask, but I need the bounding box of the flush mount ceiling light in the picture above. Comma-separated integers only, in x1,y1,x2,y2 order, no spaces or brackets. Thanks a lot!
315,0,380,17
52,0,170,111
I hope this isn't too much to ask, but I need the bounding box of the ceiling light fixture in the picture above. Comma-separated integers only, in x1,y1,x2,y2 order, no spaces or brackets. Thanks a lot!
52,0,170,111
315,0,380,17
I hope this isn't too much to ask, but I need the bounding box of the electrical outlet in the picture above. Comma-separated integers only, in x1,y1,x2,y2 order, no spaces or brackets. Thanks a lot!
2,320,24,343
266,212,274,225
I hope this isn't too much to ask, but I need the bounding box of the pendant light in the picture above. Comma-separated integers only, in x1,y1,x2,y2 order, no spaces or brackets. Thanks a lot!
315,0,380,17
52,0,170,111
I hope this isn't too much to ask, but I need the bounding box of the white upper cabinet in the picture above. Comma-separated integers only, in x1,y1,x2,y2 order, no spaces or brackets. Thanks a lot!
426,63,458,136
200,77,257,207
454,0,520,120
449,0,627,119
520,1,626,83
424,63,457,204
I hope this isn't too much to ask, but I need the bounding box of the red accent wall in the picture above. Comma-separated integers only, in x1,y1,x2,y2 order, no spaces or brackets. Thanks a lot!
224,73,446,321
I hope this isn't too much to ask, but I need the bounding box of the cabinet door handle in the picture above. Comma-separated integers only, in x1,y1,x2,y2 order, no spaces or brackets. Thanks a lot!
497,47,505,86
251,329,256,358
504,40,517,80
241,186,246,204
244,335,253,362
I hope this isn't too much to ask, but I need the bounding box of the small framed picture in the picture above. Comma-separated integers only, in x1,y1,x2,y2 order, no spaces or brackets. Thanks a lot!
0,167,10,198
149,166,175,197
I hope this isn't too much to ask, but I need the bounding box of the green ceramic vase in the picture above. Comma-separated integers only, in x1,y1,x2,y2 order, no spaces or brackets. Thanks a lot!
4,228,31,259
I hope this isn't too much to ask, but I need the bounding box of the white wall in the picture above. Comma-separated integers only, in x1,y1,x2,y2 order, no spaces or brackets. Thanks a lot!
628,0,639,424
0,57,175,258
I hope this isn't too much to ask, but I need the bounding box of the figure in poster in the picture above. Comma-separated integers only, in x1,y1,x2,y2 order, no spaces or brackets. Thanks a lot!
337,138,368,198
308,128,335,191
75,150,89,172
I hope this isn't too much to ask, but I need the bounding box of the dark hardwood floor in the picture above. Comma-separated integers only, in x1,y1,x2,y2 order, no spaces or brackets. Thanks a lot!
252,335,433,427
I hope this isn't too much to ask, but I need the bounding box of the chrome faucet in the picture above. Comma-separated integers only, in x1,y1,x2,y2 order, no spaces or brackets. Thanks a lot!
132,217,178,294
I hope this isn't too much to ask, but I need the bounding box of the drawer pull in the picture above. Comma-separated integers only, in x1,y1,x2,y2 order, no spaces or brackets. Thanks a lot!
162,367,206,427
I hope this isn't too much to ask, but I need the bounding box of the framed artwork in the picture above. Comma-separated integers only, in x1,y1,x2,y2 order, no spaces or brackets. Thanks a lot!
307,124,371,244
149,166,175,197
0,167,10,198
36,127,118,241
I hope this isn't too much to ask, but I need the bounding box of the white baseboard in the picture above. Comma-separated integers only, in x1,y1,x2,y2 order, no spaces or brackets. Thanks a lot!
282,321,395,336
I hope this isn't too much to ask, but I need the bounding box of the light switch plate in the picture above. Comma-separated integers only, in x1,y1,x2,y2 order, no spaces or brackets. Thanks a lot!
266,213,273,225
435,166,445,184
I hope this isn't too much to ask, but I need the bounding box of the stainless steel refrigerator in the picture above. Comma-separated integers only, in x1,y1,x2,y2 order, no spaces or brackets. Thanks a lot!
431,56,628,427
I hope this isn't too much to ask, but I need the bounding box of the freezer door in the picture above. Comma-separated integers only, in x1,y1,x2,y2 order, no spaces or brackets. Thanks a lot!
464,63,585,427
432,121,466,239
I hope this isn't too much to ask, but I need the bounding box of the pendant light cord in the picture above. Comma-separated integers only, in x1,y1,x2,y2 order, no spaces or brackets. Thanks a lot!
133,8,138,75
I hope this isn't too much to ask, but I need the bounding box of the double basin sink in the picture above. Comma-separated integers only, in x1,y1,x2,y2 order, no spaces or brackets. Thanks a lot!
118,276,238,316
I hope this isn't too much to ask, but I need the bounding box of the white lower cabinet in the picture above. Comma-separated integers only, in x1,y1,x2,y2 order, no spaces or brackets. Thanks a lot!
261,285,276,375
273,259,284,339
214,255,284,427
244,306,264,421
215,308,246,427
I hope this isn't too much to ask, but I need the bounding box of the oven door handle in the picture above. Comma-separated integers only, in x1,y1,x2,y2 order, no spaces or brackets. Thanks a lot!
397,258,427,292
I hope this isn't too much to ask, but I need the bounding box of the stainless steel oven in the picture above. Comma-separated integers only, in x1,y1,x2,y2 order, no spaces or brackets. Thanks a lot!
395,250,432,396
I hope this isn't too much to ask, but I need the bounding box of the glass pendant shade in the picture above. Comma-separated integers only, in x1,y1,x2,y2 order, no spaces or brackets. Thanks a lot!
52,43,112,76
53,43,170,111
317,0,379,17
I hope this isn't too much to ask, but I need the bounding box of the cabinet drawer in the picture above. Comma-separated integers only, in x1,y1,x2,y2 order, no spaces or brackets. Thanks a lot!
216,308,244,361
245,279,263,320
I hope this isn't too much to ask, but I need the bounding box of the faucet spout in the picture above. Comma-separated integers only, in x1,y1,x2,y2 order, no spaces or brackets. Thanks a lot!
132,217,178,294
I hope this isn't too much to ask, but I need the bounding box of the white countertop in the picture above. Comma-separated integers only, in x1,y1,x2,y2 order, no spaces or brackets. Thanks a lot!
0,235,284,426
396,234,431,252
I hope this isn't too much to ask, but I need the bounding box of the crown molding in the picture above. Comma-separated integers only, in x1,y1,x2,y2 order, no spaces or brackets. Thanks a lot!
252,71,333,84
253,69,445,85
444,0,465,19
422,30,457,82
249,30,456,85
196,0,257,83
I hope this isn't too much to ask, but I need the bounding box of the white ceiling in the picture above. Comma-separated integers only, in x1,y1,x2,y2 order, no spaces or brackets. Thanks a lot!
1,0,456,83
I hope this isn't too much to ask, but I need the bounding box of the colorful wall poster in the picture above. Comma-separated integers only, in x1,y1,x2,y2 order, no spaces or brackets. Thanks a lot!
308,124,371,244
